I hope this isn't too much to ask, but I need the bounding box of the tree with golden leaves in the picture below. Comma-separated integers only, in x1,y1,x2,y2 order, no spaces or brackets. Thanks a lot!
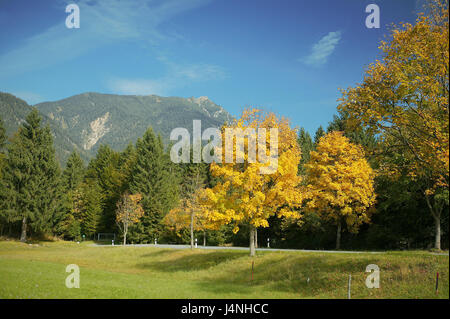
201,108,304,256
305,131,376,250
163,189,217,247
116,192,144,245
338,0,448,249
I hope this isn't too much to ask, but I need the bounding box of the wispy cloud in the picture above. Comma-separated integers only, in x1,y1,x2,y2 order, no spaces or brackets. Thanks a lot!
301,31,342,67
0,0,212,78
108,60,227,96
11,91,45,105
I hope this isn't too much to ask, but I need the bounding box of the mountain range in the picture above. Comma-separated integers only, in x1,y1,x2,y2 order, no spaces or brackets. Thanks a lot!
0,92,232,165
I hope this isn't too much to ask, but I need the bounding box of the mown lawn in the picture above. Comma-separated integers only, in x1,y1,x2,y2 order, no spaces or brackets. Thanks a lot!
0,240,448,299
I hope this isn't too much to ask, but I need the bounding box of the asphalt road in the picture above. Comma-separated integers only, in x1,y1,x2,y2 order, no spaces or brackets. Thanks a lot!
91,242,386,254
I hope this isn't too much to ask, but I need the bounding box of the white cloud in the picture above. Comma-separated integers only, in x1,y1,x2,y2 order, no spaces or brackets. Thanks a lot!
108,60,226,96
301,31,342,67
0,0,212,78
108,78,169,96
11,91,45,105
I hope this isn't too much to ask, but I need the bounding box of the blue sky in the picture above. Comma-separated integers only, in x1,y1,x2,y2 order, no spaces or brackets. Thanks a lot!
0,0,423,134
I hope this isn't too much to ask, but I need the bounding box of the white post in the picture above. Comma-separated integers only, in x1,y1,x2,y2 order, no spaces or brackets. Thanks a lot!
348,274,352,299
112,239,114,246
195,238,198,248
267,238,270,248
154,238,157,245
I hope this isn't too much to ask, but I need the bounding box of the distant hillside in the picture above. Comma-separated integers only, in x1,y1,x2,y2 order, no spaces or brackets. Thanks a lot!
35,92,232,157
0,92,89,165
1,92,232,165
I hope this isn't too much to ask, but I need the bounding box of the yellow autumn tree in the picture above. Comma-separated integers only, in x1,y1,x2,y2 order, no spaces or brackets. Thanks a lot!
338,0,448,249
305,131,376,250
116,192,144,245
201,108,304,256
163,189,218,248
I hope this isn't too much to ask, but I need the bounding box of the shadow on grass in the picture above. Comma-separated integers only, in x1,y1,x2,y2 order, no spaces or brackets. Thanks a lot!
138,251,246,272
195,254,376,297
140,249,176,258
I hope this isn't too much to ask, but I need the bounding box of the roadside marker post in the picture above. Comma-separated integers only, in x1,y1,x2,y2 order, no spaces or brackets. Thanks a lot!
436,272,439,294
251,260,254,282
348,274,352,299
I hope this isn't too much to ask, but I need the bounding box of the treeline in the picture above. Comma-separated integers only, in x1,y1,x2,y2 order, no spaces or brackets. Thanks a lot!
0,0,448,250
0,109,447,250
0,109,236,245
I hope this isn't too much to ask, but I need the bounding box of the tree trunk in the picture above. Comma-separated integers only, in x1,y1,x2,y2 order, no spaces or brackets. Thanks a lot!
434,215,441,251
190,211,194,249
20,216,27,242
249,226,256,257
425,194,442,250
254,228,258,248
203,231,206,246
123,230,127,246
336,220,341,250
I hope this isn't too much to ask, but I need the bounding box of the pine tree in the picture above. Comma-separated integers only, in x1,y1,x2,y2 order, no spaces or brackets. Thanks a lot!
313,125,325,146
128,127,179,243
85,145,122,232
0,115,6,151
62,151,85,191
297,127,313,176
58,151,86,240
1,109,62,241
79,178,103,237
0,116,8,235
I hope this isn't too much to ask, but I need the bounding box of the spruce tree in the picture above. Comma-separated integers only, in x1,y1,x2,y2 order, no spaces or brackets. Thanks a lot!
1,109,62,241
128,127,179,243
297,127,313,176
85,145,122,232
62,151,85,191
0,116,8,235
0,115,5,151
58,151,86,240
313,125,325,146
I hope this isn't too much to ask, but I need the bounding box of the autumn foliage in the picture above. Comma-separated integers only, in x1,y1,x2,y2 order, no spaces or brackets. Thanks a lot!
305,131,376,249
200,109,304,256
116,192,145,245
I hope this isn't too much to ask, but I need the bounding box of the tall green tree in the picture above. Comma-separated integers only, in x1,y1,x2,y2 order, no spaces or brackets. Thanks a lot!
58,151,86,240
0,115,5,151
1,109,62,241
313,125,325,146
62,151,85,191
128,127,179,243
297,127,313,176
85,145,123,232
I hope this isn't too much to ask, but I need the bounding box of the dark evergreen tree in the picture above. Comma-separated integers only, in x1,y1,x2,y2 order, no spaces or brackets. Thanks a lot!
128,127,179,243
297,127,313,176
327,112,378,152
85,144,122,232
79,179,103,237
1,109,62,241
313,125,325,146
57,151,86,240
62,151,85,191
0,115,5,151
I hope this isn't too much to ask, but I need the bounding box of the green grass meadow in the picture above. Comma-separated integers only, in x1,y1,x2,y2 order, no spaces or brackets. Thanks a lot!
0,240,448,299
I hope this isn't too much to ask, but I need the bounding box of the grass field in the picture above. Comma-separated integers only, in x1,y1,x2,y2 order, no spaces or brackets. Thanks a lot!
0,240,448,299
